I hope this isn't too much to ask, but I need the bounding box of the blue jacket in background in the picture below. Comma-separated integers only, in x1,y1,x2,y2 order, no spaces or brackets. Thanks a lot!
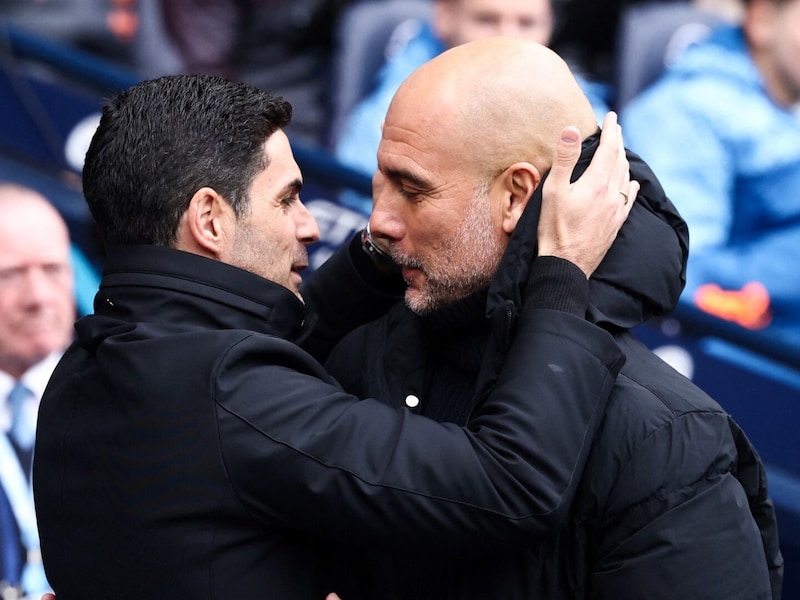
334,21,611,215
622,25,800,348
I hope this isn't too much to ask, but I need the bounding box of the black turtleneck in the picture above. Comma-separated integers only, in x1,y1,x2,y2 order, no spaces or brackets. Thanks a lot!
418,289,489,425
416,256,588,425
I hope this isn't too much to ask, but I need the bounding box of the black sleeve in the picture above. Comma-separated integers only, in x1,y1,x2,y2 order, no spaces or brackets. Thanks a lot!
526,256,589,316
220,308,625,553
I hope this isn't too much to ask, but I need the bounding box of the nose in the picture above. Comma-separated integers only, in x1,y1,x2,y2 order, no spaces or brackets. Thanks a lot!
369,179,405,246
296,201,320,245
18,268,56,307
498,20,526,37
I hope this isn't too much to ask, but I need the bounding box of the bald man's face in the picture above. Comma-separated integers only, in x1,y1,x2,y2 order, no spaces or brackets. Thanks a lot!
370,117,507,315
0,193,75,378
434,0,555,48
369,36,588,313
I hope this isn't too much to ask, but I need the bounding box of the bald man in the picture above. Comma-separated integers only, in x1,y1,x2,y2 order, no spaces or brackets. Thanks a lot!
0,183,73,598
334,0,612,216
319,38,782,599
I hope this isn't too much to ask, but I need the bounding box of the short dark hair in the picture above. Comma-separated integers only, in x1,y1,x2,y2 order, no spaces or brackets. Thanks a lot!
82,74,293,246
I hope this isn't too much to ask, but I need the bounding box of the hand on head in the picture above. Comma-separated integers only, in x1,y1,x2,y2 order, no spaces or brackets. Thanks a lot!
537,111,638,278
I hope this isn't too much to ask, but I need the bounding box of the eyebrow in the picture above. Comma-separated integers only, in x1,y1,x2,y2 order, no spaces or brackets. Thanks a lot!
277,178,303,198
382,166,429,190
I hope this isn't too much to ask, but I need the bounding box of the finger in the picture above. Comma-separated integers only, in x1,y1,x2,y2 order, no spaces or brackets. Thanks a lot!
547,125,582,194
583,111,622,179
625,179,640,213
609,120,634,199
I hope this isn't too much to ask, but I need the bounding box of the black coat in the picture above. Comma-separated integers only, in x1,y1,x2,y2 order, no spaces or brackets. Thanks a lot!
33,244,623,599
324,136,783,599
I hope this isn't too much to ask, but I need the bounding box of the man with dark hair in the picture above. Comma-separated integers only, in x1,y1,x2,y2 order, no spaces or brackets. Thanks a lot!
33,71,636,598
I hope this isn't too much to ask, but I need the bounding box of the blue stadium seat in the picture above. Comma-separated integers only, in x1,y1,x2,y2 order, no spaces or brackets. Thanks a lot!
614,1,725,110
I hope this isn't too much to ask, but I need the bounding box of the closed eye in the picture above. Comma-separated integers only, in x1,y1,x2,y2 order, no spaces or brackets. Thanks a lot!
398,187,423,201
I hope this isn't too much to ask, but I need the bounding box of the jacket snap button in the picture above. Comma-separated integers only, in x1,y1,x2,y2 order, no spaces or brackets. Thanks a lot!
405,394,420,408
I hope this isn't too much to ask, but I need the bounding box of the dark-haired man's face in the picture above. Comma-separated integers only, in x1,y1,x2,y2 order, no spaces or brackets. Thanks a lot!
227,131,320,301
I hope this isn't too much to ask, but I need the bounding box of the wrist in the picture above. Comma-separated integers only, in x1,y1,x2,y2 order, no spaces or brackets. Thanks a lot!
525,256,589,316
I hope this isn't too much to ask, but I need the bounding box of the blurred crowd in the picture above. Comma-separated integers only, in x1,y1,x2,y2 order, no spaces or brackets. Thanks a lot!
0,0,739,143
0,0,799,596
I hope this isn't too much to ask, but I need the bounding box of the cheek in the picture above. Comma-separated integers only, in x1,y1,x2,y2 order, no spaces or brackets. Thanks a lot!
528,26,553,45
0,292,23,317
54,295,77,321
407,216,451,252
0,313,12,338
777,38,800,84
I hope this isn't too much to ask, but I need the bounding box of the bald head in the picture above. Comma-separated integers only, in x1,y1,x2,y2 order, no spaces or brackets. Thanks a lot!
385,37,597,177
0,183,75,378
0,183,63,217
0,184,71,245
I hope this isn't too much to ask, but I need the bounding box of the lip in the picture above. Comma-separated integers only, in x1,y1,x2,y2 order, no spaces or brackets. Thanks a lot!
401,266,421,281
290,271,303,287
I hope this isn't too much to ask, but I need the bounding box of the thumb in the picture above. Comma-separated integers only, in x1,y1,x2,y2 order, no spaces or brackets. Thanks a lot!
548,126,582,192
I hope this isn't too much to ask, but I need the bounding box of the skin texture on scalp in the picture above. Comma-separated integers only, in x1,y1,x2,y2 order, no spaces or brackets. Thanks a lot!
385,37,598,179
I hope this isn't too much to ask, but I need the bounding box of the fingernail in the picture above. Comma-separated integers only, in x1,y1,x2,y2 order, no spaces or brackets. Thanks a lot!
561,130,579,144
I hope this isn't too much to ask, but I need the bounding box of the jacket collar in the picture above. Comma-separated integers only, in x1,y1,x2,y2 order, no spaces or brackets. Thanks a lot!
487,131,689,330
86,245,307,341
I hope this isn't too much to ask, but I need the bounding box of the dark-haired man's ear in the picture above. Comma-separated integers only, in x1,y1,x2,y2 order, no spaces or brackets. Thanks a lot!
175,187,236,260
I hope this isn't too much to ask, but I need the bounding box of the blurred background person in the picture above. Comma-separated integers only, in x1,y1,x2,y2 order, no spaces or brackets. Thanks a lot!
332,0,611,215
551,0,743,90
0,0,139,70
0,183,74,599
621,0,800,348
137,0,358,148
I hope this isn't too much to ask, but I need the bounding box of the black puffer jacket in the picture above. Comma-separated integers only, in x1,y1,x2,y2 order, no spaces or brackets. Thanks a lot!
323,134,783,599
34,244,622,599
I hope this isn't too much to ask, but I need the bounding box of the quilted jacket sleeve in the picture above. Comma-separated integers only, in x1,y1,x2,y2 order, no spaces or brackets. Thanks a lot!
216,306,624,554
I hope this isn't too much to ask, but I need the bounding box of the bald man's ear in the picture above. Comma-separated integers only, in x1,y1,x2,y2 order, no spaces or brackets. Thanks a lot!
499,163,541,235
176,187,236,259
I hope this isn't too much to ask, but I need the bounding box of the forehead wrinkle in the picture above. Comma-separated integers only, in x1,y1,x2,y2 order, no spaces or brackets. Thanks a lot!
378,121,462,194
377,137,436,186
